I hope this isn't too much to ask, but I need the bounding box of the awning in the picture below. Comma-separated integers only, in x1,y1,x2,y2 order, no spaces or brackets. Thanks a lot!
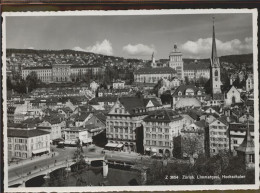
32,149,48,154
64,140,77,145
151,148,157,153
116,144,124,148
105,143,118,148
145,148,151,151
82,138,93,143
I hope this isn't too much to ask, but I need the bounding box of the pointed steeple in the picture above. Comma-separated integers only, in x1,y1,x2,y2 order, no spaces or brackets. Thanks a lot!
236,110,254,153
211,17,220,68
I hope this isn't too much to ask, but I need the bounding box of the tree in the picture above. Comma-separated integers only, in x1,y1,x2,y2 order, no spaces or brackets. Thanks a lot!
25,71,39,92
184,76,190,85
7,76,13,90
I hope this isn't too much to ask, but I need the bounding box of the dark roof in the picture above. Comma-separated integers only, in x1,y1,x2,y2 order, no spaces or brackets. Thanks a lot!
8,129,50,138
37,126,51,130
143,98,162,107
183,61,210,71
90,96,118,104
119,97,146,115
21,117,43,125
143,109,182,123
135,67,176,75
94,112,106,124
236,126,254,153
172,85,204,96
212,93,225,100
71,112,91,122
42,115,63,124
71,64,101,68
194,120,208,128
23,66,52,70
229,123,254,132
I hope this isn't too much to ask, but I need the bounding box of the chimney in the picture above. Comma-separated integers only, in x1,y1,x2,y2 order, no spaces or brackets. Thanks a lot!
227,116,230,123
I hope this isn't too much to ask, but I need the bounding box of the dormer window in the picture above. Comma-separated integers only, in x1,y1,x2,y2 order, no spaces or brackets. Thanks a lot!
178,91,182,96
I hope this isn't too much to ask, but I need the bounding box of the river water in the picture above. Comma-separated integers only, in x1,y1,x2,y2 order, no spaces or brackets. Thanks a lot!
25,165,140,187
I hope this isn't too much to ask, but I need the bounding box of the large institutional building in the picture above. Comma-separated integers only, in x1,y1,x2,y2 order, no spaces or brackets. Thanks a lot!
22,64,102,83
134,44,210,83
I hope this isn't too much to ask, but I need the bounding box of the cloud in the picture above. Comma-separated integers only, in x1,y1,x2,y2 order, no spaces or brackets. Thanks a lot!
123,44,156,56
28,47,34,49
180,37,253,58
72,39,113,55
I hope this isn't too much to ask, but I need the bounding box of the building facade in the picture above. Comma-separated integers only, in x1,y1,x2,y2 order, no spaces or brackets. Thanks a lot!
8,129,50,160
143,109,183,157
106,97,148,152
209,117,229,155
169,44,184,79
21,64,102,83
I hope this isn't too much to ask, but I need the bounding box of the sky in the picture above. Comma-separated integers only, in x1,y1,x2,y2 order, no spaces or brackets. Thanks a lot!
6,13,253,59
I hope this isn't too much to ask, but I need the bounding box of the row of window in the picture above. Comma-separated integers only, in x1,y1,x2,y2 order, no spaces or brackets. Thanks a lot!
210,131,227,135
210,126,227,130
108,127,134,133
145,122,170,126
145,133,170,139
211,143,228,148
146,127,169,133
146,140,170,147
107,121,137,127
210,137,228,142
107,134,135,140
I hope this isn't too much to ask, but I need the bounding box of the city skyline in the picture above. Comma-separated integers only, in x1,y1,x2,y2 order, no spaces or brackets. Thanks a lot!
6,13,253,59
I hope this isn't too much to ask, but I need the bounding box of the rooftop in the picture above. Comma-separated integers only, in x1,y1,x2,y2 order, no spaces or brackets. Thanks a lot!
8,129,50,138
135,67,176,75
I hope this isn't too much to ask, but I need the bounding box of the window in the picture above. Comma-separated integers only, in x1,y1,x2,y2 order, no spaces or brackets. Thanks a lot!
165,135,169,139
146,127,150,132
146,133,150,138
159,141,163,146
249,154,254,163
152,141,156,145
165,142,169,146
146,140,150,145
152,128,156,132
233,140,238,144
152,134,156,139
158,128,162,132
165,128,169,133
215,70,218,77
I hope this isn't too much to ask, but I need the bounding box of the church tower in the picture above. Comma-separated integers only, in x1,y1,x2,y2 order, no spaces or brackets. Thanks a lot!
151,52,156,68
210,18,222,95
169,44,183,79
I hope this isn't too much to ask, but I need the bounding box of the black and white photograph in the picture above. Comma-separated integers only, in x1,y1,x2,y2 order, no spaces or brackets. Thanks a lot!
2,9,259,191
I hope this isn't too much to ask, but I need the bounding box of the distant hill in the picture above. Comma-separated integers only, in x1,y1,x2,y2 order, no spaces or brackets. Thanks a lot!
6,48,253,69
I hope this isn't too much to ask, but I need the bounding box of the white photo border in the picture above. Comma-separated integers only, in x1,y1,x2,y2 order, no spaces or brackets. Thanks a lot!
2,8,259,192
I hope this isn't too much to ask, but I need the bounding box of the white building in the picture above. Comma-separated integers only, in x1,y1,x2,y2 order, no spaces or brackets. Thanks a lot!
8,129,50,160
143,109,183,157
224,86,242,106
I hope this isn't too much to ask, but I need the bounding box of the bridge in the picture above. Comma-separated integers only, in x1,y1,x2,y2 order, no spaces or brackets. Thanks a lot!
8,156,106,187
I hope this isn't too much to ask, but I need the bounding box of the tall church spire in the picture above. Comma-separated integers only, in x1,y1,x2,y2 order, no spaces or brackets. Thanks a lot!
211,17,218,61
211,17,220,68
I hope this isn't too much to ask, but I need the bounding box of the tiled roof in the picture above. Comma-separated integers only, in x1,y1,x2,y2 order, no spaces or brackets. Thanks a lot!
172,85,204,96
194,120,208,128
143,98,162,107
144,109,182,122
119,97,146,115
90,96,118,104
23,66,52,70
8,129,50,138
94,112,106,124
135,67,177,75
183,61,210,71
229,123,254,132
